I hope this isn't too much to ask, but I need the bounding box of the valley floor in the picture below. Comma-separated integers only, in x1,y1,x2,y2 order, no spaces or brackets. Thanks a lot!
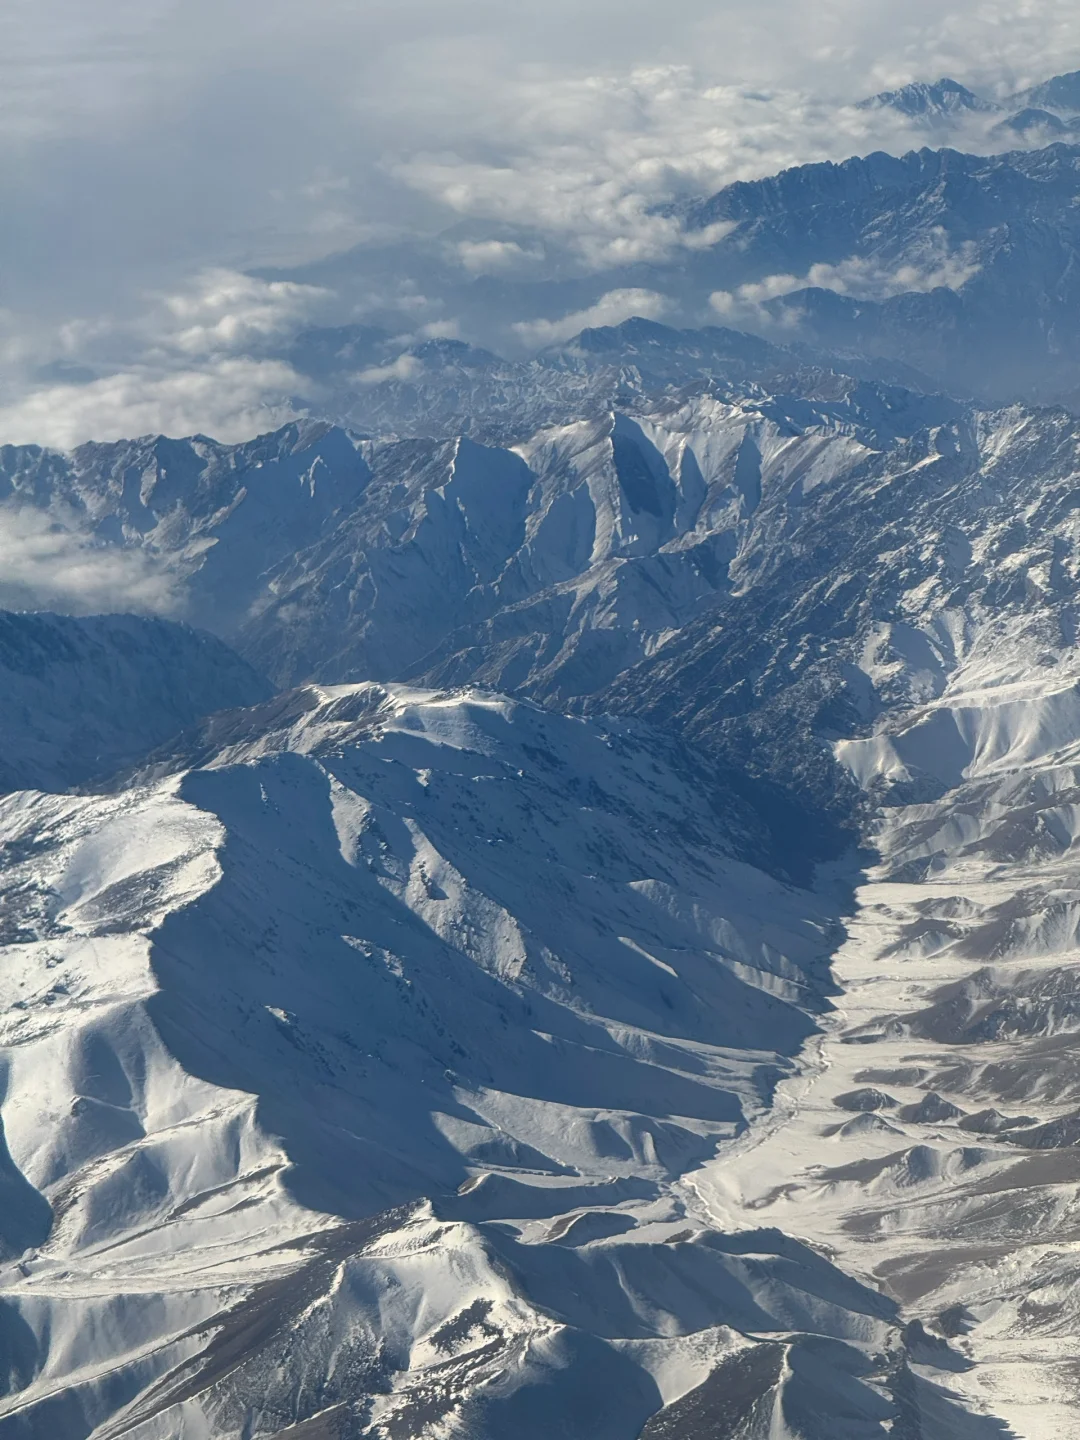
691,674,1080,1440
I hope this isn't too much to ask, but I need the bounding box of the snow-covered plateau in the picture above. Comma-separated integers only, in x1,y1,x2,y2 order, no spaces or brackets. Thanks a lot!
10,322,1080,1434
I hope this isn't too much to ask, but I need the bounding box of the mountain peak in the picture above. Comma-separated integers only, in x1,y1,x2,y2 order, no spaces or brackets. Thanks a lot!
992,105,1072,139
1015,68,1080,115
855,76,998,118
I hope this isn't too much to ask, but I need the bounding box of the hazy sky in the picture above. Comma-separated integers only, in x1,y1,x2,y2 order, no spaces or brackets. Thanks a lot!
3,0,1080,446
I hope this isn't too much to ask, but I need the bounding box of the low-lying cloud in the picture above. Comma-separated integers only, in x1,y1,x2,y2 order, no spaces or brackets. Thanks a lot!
512,288,670,348
456,239,545,275
0,358,307,449
1,2,1079,446
160,269,333,356
0,268,330,447
355,354,425,386
0,506,181,615
397,71,952,272
710,233,982,324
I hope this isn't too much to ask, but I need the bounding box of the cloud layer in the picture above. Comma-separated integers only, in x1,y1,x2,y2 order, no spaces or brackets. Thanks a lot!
0,507,181,615
0,359,306,450
1,1,1080,448
512,289,670,347
710,231,983,324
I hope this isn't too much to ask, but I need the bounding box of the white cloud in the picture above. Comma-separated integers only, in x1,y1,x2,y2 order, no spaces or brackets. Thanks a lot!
0,271,329,449
355,354,425,386
456,240,543,274
1,1,1078,445
392,65,1013,274
417,320,461,340
0,506,180,615
710,232,982,323
682,221,740,251
159,269,332,356
512,288,670,348
42,268,333,370
0,358,305,448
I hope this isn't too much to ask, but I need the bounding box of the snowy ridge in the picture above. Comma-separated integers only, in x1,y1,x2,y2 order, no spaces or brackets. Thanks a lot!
0,681,1022,1436
9,353,1080,1431
0,682,887,1438
671,144,1080,408
0,376,958,720
855,79,1000,121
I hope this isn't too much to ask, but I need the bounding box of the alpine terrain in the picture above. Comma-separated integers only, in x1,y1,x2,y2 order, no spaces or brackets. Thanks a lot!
9,59,1080,1440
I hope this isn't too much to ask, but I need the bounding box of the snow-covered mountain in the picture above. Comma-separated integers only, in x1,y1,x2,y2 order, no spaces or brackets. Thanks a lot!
6,352,1080,1429
0,373,956,710
601,396,1080,834
1012,69,1080,116
855,78,1000,122
16,89,1080,1429
0,612,269,794
676,143,1080,406
8,374,1080,851
0,681,1022,1438
990,107,1080,143
282,320,832,441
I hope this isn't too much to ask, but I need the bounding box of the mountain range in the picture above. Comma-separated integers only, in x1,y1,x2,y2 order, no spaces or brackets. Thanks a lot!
8,63,1080,1440
256,81,1080,420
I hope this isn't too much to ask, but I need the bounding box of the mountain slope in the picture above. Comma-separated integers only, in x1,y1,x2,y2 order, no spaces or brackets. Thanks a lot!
0,682,977,1440
8,349,1080,1431
0,611,270,794
855,79,999,121
681,143,1080,405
